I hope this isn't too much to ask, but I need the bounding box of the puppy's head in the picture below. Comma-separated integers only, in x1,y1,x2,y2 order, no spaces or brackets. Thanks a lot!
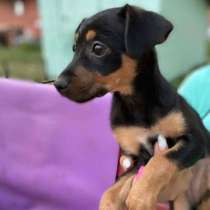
54,5,173,103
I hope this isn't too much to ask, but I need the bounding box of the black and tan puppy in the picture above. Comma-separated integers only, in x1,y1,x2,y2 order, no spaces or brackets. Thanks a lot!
54,5,210,210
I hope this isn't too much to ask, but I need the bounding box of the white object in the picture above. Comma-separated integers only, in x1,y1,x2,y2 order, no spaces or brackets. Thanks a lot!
120,156,133,170
157,134,168,150
14,0,25,16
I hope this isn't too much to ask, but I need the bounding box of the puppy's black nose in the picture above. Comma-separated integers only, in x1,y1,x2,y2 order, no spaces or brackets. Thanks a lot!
54,79,69,91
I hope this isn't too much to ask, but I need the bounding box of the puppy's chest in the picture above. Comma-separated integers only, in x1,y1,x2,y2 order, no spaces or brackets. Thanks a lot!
112,111,186,155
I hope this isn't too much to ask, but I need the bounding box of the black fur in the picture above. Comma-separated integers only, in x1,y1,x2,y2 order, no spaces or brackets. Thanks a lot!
119,5,173,58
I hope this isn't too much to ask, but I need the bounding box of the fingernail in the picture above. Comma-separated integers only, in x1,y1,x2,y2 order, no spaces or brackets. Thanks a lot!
122,157,132,169
134,166,144,181
158,135,168,150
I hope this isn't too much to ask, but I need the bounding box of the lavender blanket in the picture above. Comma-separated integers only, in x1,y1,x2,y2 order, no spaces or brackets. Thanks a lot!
0,79,118,210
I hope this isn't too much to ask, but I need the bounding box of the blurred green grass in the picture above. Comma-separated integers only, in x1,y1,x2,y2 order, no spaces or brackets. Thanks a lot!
0,43,45,82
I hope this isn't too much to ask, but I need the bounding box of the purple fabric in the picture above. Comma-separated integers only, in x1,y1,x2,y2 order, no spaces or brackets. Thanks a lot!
0,79,118,210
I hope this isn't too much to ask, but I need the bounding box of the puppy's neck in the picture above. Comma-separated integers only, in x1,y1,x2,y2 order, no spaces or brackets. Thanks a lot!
134,50,176,105
112,50,177,126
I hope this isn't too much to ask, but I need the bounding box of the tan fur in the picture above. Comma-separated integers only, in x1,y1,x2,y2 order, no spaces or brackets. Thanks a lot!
95,54,137,95
152,111,186,137
86,30,96,40
114,126,148,154
113,111,186,155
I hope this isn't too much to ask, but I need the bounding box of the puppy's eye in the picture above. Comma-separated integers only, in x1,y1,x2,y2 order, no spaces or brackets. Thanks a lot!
92,42,108,57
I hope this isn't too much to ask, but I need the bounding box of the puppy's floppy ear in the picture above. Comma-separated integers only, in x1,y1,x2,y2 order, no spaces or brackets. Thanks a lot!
118,4,173,58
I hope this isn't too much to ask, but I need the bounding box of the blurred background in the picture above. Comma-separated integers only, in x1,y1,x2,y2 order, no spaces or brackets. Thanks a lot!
0,0,210,87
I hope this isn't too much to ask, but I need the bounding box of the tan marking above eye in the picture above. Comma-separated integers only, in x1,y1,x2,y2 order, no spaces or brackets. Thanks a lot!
113,111,186,155
86,30,96,41
95,54,137,95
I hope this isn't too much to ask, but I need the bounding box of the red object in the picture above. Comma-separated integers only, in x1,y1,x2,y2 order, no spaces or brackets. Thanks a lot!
134,166,144,181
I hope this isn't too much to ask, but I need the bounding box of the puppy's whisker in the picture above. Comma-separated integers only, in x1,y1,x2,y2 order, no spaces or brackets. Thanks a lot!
41,80,55,84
